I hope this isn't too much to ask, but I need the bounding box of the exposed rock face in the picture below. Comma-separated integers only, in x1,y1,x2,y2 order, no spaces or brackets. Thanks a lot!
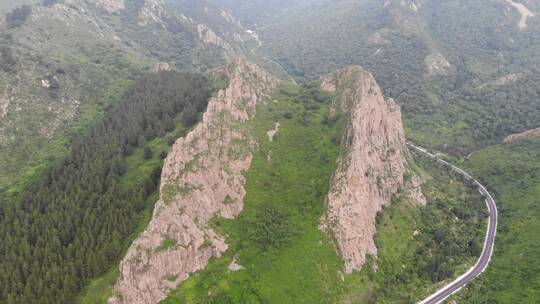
197,24,234,52
406,175,427,206
266,122,280,142
152,62,171,72
220,9,242,27
425,52,451,76
503,127,540,143
384,0,421,11
108,59,277,304
0,90,12,119
138,0,165,26
320,66,420,273
228,257,244,272
320,77,337,92
476,73,520,90
399,0,421,11
93,0,125,12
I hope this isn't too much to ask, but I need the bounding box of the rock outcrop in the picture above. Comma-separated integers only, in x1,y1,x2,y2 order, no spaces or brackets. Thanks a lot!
319,66,423,274
425,52,451,76
197,23,234,53
138,0,165,26
93,0,125,12
108,59,278,304
266,122,280,142
152,62,171,73
503,127,540,143
0,89,11,119
475,73,520,91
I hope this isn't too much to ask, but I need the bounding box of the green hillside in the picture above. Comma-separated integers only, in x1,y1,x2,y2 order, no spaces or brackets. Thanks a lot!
456,139,540,302
261,0,540,154
162,82,486,304
0,1,537,303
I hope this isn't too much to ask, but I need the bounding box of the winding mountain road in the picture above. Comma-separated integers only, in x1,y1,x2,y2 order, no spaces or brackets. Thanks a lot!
406,142,498,304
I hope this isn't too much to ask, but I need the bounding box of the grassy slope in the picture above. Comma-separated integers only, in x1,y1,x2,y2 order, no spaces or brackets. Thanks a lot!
452,139,540,303
161,83,486,304
163,82,346,303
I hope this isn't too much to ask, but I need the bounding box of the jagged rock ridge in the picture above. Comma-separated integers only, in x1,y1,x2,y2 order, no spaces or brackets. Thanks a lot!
320,66,424,274
108,59,278,304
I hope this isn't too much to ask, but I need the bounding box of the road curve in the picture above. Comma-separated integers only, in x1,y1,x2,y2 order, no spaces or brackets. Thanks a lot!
407,142,498,304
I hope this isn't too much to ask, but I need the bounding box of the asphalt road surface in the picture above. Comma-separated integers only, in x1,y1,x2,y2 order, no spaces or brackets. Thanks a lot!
407,142,498,304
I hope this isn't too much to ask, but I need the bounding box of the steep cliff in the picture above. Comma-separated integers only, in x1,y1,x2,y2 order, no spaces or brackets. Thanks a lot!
320,66,424,274
108,59,278,304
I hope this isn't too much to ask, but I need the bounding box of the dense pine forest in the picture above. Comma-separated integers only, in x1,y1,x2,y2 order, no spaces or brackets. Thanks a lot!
0,71,210,304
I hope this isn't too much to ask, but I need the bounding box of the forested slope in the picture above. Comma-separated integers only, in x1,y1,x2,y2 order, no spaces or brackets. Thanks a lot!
260,0,540,153
455,139,540,302
0,71,210,304
0,0,261,194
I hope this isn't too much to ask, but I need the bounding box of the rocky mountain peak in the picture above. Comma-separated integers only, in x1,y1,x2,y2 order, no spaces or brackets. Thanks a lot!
320,66,424,273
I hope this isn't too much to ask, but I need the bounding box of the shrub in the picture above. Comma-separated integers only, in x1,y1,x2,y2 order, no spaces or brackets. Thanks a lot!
249,206,294,251
0,45,16,73
5,5,32,29
143,147,153,159
304,103,320,111
280,111,293,119
182,104,198,127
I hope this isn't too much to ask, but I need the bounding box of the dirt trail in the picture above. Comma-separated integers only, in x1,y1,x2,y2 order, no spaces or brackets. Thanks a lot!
506,0,535,29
